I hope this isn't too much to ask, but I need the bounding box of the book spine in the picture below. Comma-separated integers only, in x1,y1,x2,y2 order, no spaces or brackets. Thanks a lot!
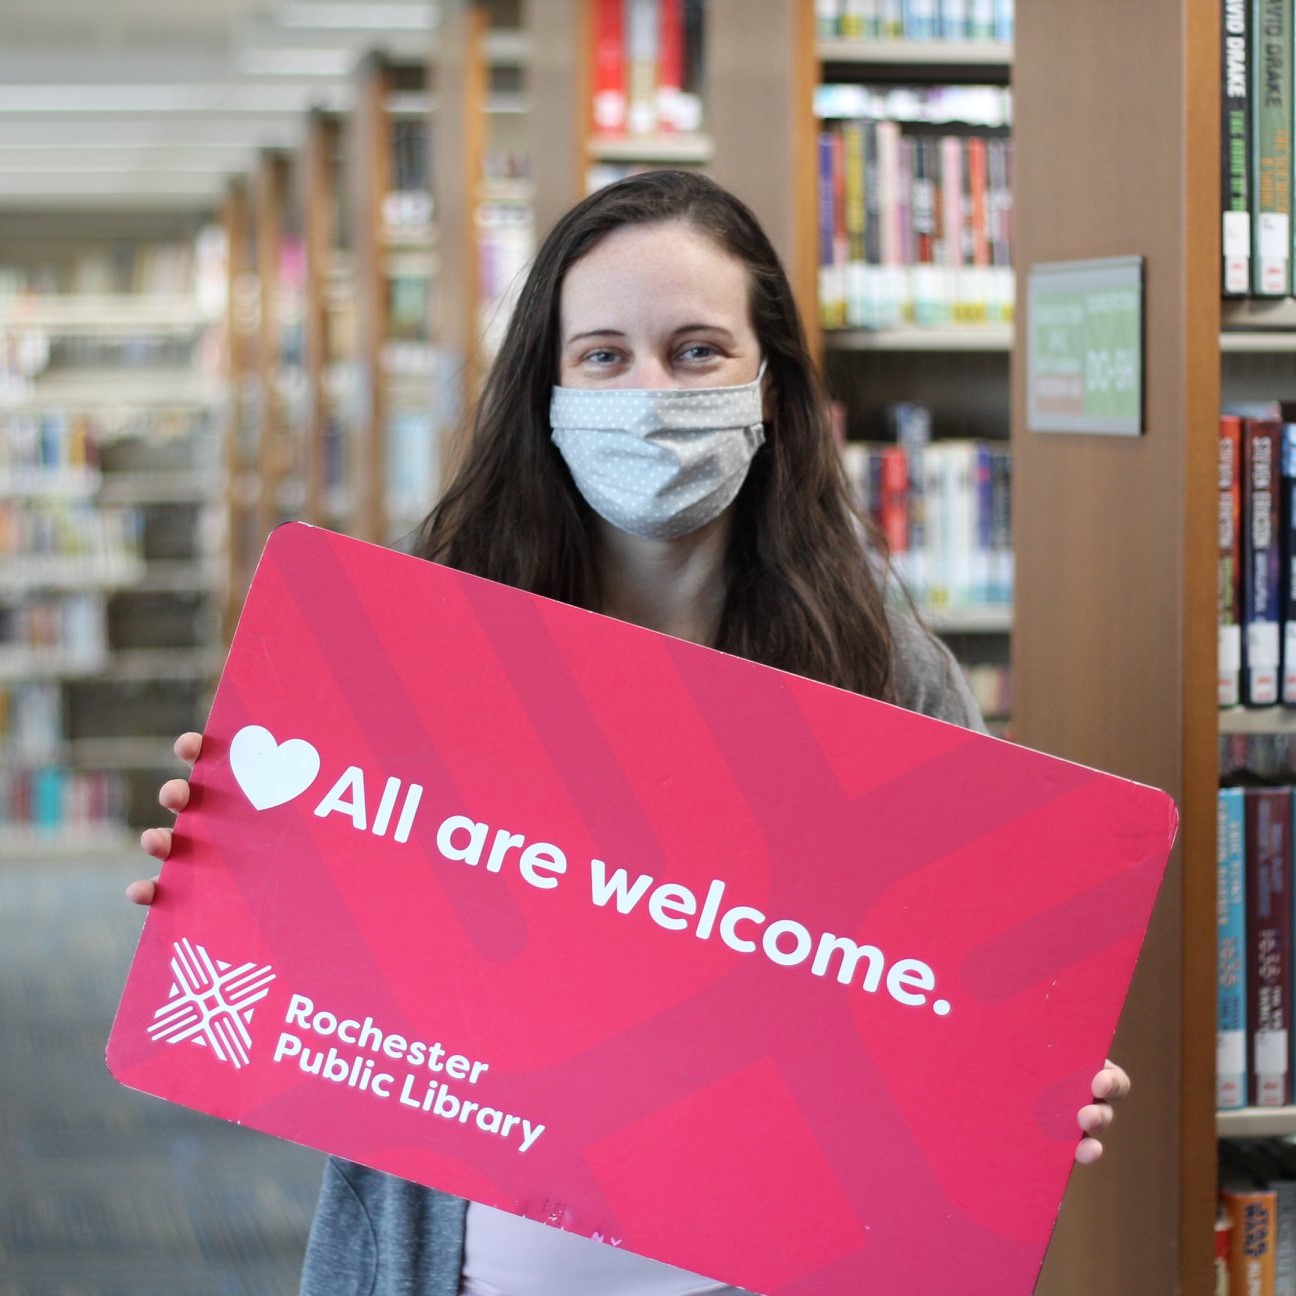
832,129,850,328
1244,418,1283,706
879,444,909,556
817,131,842,328
941,134,964,322
592,0,627,135
863,120,882,329
656,0,684,131
843,118,868,328
1218,784,1248,1109
876,119,904,328
1245,785,1292,1105
1224,1188,1279,1296
1223,0,1253,294
678,0,704,132
625,0,660,136
1283,422,1296,703
1222,414,1244,707
1251,0,1293,295
910,135,939,323
1277,1182,1296,1296
1218,1211,1234,1296
817,0,845,37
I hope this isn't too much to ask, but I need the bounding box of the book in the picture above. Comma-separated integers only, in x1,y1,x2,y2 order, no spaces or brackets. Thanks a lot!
1277,1181,1296,1296
1244,785,1292,1106
1222,0,1252,294
625,0,660,136
1222,1187,1278,1296
1217,1211,1233,1296
1282,420,1296,704
1217,785,1247,1110
656,0,684,131
1243,418,1283,706
1221,414,1244,707
591,0,627,135
1250,0,1292,295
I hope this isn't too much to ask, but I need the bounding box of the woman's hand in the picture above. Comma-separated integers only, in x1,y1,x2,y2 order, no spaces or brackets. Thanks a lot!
1074,1059,1130,1165
125,731,203,905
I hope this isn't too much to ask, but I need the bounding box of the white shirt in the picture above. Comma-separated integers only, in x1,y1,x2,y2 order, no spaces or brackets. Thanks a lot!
459,1203,744,1296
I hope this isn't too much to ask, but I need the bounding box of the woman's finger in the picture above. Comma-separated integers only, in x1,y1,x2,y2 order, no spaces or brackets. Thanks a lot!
125,876,159,906
159,778,191,815
1074,1136,1104,1166
140,826,173,861
1078,1102,1114,1136
1093,1060,1131,1103
175,731,202,766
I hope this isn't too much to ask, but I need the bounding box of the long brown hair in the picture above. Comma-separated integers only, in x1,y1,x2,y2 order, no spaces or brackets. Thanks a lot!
414,169,895,700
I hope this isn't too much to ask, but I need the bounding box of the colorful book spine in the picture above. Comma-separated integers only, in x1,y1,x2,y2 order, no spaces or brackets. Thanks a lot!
843,118,869,328
818,132,843,329
1244,785,1291,1106
1224,1188,1278,1296
1282,421,1296,704
591,0,627,135
625,0,659,136
1218,785,1248,1109
1244,418,1283,706
1223,0,1252,294
1222,414,1244,707
1250,0,1293,295
1277,1181,1296,1296
656,0,684,131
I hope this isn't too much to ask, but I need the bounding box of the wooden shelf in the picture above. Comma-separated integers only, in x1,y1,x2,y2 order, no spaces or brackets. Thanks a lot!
0,467,101,499
587,133,714,164
1218,706,1296,735
818,38,1013,68
98,647,223,682
0,295,213,334
1219,330,1296,353
96,470,215,505
825,324,1013,352
1217,1107,1296,1139
921,605,1013,634
0,826,135,858
0,647,108,681
0,555,146,595
63,736,182,769
1221,298,1296,330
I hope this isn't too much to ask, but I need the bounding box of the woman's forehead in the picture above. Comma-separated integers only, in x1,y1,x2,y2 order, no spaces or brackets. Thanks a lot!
560,221,752,332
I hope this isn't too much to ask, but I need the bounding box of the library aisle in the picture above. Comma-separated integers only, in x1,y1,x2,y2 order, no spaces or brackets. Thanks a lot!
0,852,323,1295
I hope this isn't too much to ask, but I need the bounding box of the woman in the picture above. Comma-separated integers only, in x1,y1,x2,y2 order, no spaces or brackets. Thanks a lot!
132,170,1129,1294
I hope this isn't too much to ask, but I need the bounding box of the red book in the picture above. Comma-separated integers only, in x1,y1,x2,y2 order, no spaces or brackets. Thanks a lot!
878,445,909,556
657,0,684,132
591,0,626,135
1220,414,1243,706
1244,786,1292,1105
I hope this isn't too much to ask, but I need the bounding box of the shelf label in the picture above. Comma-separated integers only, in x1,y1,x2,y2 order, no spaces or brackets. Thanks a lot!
1027,256,1144,435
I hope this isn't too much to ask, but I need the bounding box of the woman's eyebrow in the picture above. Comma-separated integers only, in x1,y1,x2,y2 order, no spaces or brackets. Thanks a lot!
565,329,627,344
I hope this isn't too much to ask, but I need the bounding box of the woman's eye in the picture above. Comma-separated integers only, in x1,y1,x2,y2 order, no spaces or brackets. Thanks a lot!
678,343,720,363
583,348,621,365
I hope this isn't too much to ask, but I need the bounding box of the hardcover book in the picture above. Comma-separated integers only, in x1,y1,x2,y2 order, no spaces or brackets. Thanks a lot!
1244,785,1292,1105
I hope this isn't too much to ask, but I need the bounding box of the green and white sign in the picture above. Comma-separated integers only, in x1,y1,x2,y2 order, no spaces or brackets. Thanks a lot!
1026,256,1144,436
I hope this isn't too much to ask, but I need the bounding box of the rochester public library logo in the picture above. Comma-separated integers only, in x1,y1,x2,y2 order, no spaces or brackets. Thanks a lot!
148,937,276,1070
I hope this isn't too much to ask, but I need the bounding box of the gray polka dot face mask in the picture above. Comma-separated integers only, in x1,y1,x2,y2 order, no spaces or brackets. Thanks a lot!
549,362,767,541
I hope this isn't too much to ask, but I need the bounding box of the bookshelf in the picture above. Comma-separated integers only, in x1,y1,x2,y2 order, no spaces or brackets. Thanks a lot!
0,215,225,847
1007,0,1217,1292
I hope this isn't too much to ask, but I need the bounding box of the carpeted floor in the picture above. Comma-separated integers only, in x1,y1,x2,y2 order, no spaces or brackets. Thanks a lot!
1,854,324,1296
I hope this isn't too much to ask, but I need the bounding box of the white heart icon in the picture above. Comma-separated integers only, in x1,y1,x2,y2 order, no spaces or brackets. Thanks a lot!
229,725,321,811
